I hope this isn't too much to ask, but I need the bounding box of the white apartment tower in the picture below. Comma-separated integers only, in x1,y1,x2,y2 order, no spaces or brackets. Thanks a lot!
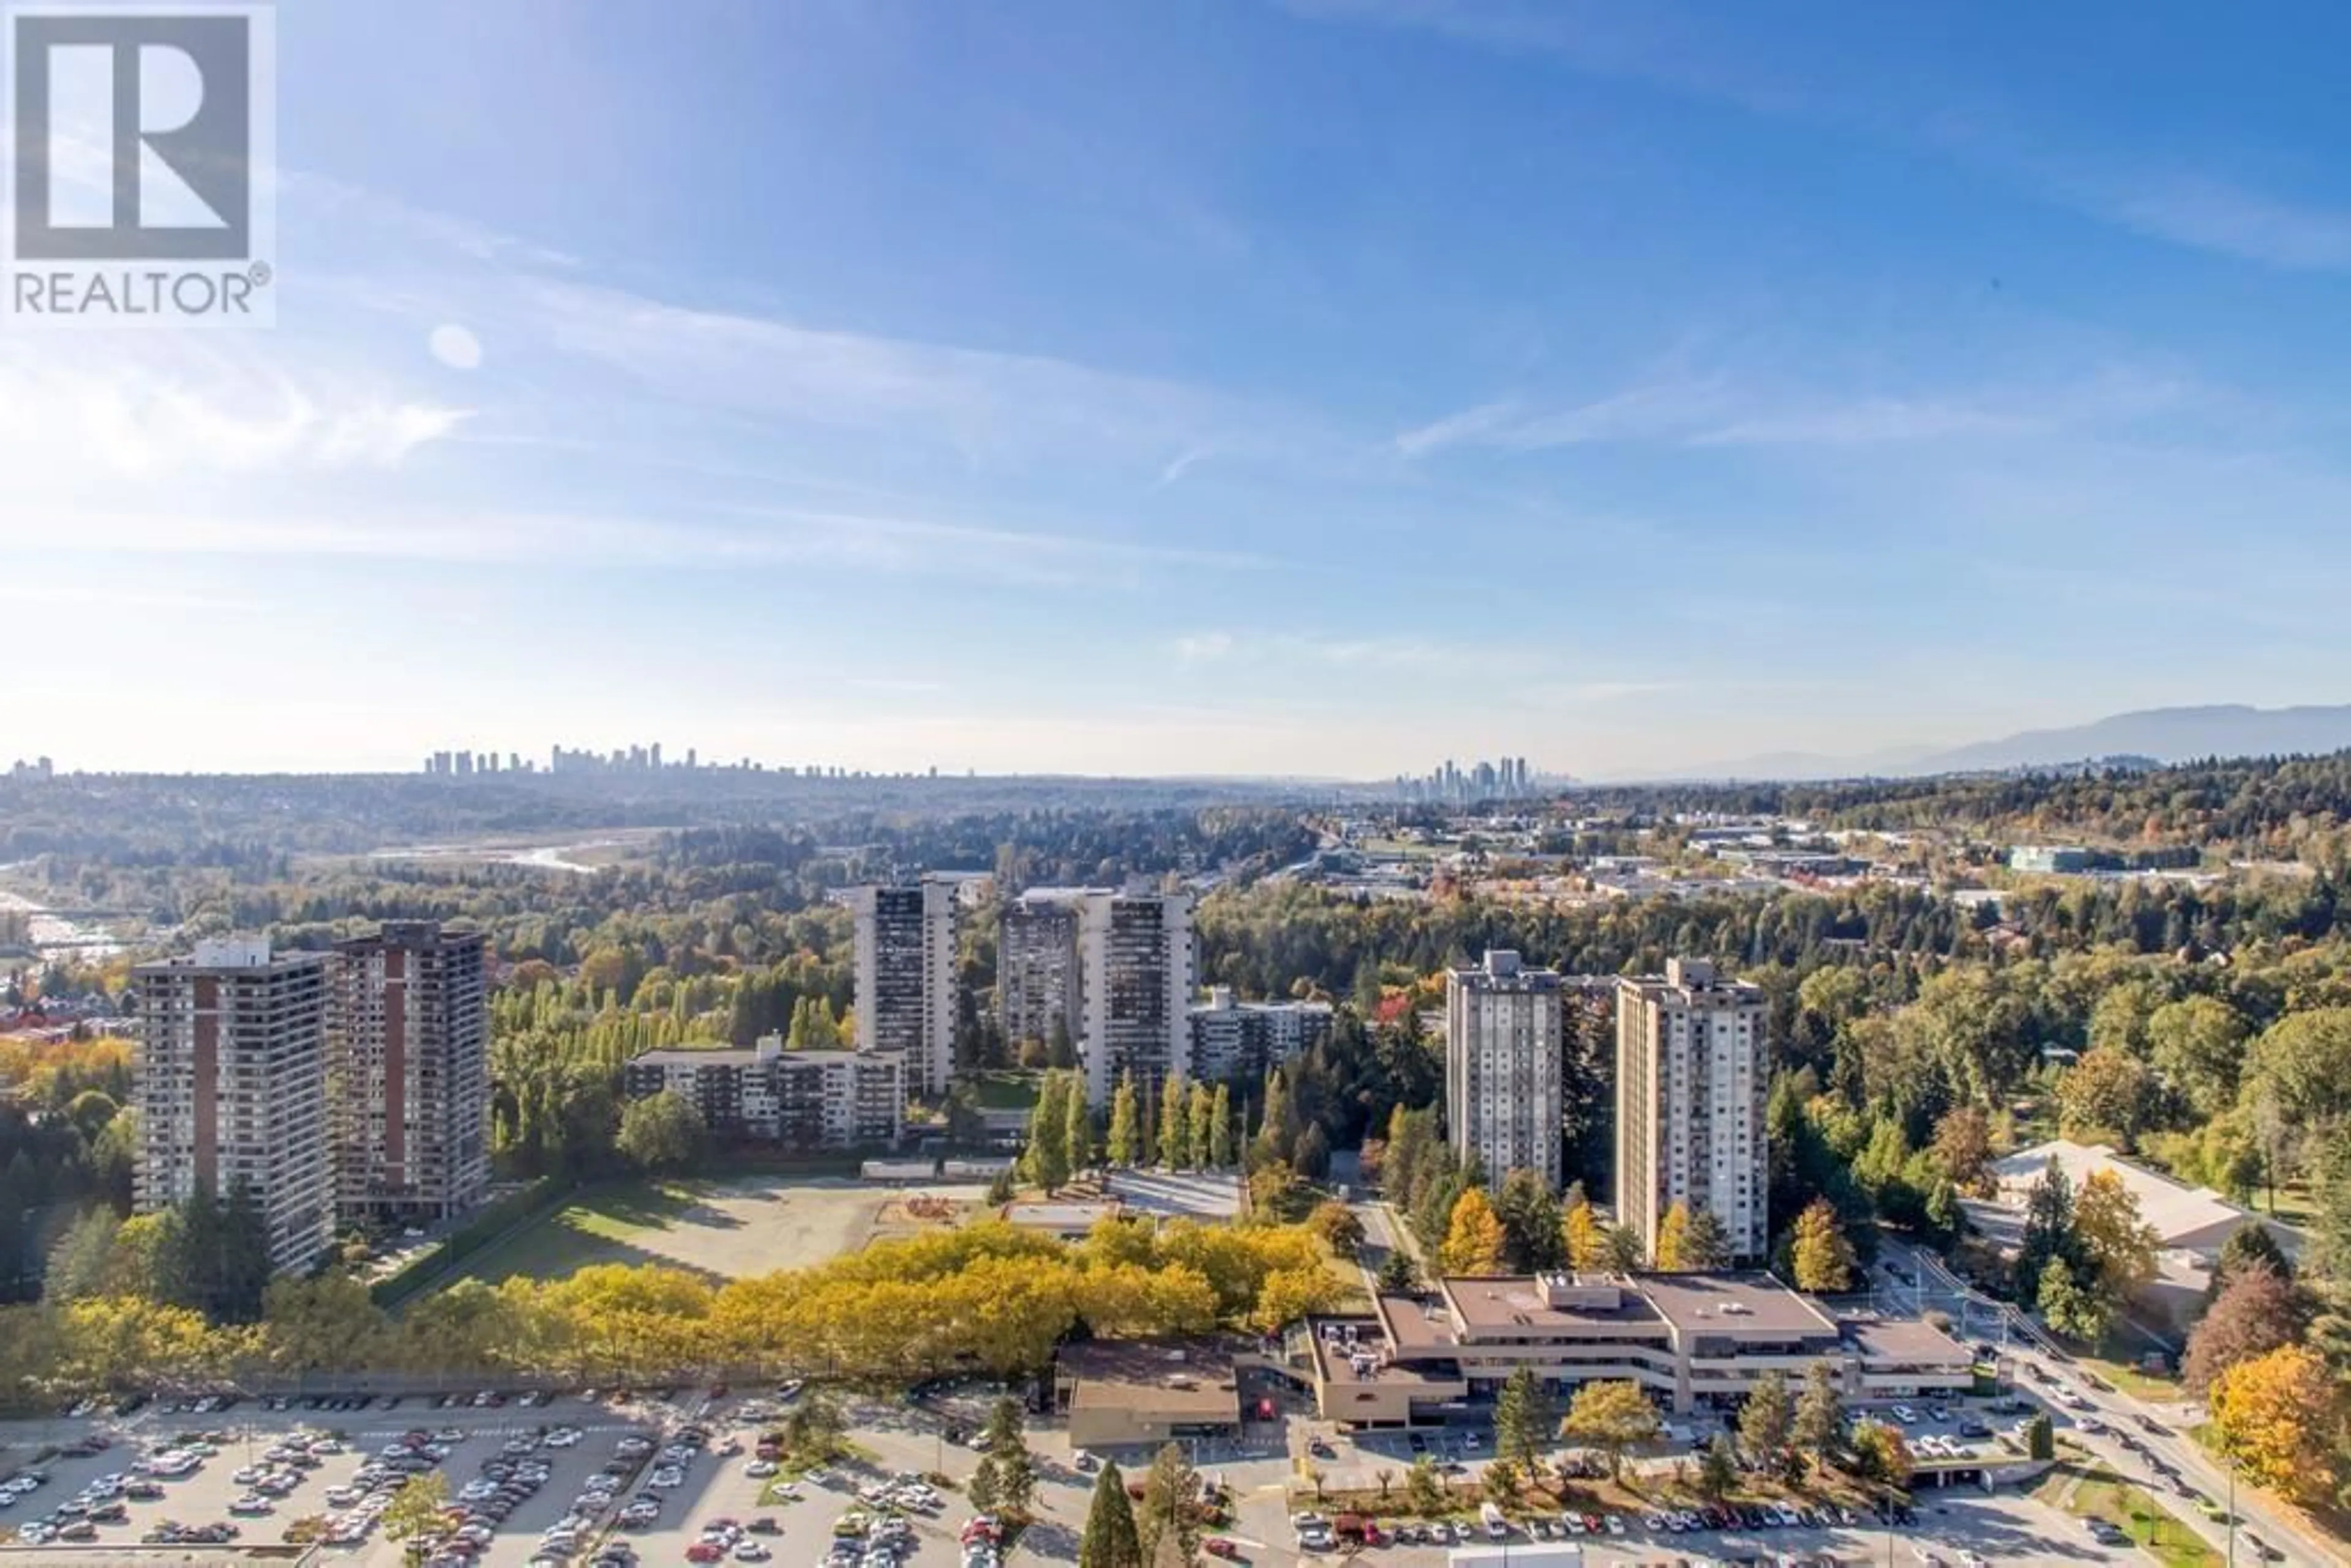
330,921,492,1226
1444,950,1565,1190
1615,957,1769,1264
132,939,336,1275
1078,889,1194,1107
849,878,959,1096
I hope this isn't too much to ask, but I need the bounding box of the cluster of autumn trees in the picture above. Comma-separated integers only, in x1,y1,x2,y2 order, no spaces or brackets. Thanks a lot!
2176,1142,2351,1508
0,1216,1344,1405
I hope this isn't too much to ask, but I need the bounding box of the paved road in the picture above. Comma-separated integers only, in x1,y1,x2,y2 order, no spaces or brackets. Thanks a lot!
1884,1238,2343,1568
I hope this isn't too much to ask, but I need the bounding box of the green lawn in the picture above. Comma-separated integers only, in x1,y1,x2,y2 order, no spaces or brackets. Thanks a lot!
2081,1346,2184,1403
967,1071,1042,1110
2038,1462,2219,1568
452,1179,702,1284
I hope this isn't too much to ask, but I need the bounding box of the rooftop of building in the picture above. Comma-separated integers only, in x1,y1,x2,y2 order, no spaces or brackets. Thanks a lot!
1054,1337,1242,1419
1436,1274,1667,1333
629,1043,890,1070
135,937,323,973
1618,956,1766,1000
1989,1138,2252,1247
1449,949,1563,989
630,1045,763,1068
1191,987,1335,1015
1839,1316,1974,1368
1635,1271,1840,1337
1307,1316,1463,1389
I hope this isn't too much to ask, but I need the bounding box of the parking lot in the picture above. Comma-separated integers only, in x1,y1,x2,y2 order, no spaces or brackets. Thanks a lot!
0,1370,2251,1568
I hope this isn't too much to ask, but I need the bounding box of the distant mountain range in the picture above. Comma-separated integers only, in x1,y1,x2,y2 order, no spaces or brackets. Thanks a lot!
1638,704,2351,783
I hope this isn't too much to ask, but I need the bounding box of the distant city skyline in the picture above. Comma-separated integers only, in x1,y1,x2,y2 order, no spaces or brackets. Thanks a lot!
12,4,2351,775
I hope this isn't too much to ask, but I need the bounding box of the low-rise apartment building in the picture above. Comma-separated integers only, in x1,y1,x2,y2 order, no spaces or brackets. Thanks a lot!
622,1035,904,1150
1305,1270,1970,1424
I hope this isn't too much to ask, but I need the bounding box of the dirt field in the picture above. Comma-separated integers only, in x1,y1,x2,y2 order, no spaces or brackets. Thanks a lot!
459,1175,994,1284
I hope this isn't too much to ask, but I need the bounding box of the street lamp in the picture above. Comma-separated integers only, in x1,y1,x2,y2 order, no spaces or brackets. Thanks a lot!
2225,1455,2237,1568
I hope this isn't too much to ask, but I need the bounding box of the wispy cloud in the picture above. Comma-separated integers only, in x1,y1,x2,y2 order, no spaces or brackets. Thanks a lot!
0,342,468,477
0,498,1268,592
1398,365,2205,457
2082,173,2351,273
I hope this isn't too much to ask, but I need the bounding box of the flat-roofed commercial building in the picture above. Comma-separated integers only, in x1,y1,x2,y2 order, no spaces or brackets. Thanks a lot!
1615,958,1768,1263
1303,1271,1970,1424
1052,1337,1245,1449
133,938,335,1275
1445,951,1564,1190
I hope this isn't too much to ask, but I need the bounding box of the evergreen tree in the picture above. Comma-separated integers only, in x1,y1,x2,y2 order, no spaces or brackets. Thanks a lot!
1374,1250,1419,1294
1738,1370,1793,1474
1682,1206,1732,1269
2014,1157,2077,1308
1080,1462,1142,1568
1698,1432,1739,1500
1494,1367,1550,1469
1294,1122,1332,1181
1493,1167,1567,1272
1793,1360,1845,1470
1048,1016,1079,1070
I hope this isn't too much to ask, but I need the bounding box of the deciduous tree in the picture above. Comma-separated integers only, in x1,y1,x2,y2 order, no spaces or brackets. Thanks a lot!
1655,1202,1693,1270
2209,1344,2341,1504
1107,1073,1141,1168
1564,1197,1605,1272
2184,1264,2307,1396
1560,1379,1660,1482
1789,1199,1855,1292
1440,1188,1507,1275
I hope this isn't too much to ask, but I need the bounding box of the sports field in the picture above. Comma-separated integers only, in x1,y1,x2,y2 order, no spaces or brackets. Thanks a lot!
456,1174,992,1285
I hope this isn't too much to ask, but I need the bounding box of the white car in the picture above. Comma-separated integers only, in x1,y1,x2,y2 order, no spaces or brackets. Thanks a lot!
746,1460,779,1478
1891,1405,1920,1424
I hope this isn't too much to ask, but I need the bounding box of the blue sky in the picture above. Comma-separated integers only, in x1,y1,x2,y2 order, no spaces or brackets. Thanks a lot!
13,0,2351,778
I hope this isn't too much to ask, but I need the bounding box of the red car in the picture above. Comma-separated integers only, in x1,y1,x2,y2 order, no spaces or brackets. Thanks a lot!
686,1545,725,1564
1204,1539,1242,1559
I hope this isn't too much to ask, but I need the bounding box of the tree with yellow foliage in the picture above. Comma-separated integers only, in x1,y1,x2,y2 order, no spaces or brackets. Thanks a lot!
1789,1199,1856,1292
1563,1197,1605,1272
1654,1202,1693,1270
2208,1345,2342,1504
1441,1187,1508,1275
